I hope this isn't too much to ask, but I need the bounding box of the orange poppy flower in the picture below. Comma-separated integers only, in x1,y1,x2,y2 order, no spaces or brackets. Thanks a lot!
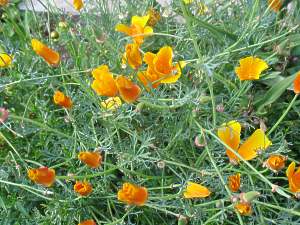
268,0,282,12
234,202,252,216
74,181,93,196
28,167,56,187
0,53,13,68
265,155,286,172
143,46,186,84
286,162,300,193
78,219,96,225
235,56,268,81
101,97,122,110
228,173,241,192
53,91,73,109
115,76,141,103
91,65,118,97
115,15,153,44
78,151,102,168
183,181,211,199
73,0,83,11
117,182,148,206
31,39,60,66
293,72,300,94
122,43,142,69
137,70,161,90
0,0,8,6
237,129,272,161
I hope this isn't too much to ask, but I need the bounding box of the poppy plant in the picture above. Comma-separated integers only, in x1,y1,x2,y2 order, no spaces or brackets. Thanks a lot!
228,173,241,192
218,121,272,163
183,181,211,199
78,151,102,168
78,220,96,225
286,162,300,193
122,43,142,70
268,0,282,12
91,65,118,97
118,182,148,206
28,167,56,187
293,72,300,94
73,0,83,11
234,202,252,216
264,155,286,172
74,181,93,196
235,56,268,81
53,91,73,109
0,53,13,68
31,39,60,66
115,15,153,44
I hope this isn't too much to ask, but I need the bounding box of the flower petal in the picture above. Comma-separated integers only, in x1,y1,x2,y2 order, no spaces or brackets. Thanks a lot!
183,181,211,199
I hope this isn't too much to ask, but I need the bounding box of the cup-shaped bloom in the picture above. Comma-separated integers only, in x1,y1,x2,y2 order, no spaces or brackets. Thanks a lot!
53,91,73,109
78,220,96,225
122,43,142,69
73,0,83,11
115,76,141,103
31,39,60,66
0,0,8,6
235,56,268,80
144,46,186,84
183,181,211,199
217,121,241,164
234,202,252,216
74,181,93,196
91,65,118,97
265,155,286,172
28,167,56,187
268,0,282,12
78,151,102,168
0,53,13,68
228,173,241,192
118,182,148,206
101,97,122,110
237,129,272,161
286,162,300,193
293,72,300,94
115,15,153,44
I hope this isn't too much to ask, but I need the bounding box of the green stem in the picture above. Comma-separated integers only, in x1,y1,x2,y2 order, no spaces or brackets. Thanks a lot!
254,200,300,217
267,94,298,136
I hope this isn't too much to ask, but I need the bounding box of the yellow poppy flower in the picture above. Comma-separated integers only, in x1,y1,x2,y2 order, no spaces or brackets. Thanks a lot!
73,0,84,11
0,53,13,68
286,162,300,193
101,97,122,110
228,173,241,192
31,39,60,66
268,0,282,12
118,182,148,206
115,15,153,44
218,121,272,162
27,167,56,187
122,43,142,70
235,56,268,81
74,181,93,196
183,181,211,199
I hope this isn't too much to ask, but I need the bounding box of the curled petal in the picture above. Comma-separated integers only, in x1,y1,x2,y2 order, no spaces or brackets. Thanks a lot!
115,76,141,103
31,39,60,66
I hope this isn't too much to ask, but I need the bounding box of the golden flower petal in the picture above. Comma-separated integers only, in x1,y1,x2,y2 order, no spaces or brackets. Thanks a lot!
78,151,102,168
73,0,84,11
235,56,268,81
117,182,148,206
183,181,211,199
0,53,13,68
31,39,60,66
115,76,141,103
28,167,56,187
